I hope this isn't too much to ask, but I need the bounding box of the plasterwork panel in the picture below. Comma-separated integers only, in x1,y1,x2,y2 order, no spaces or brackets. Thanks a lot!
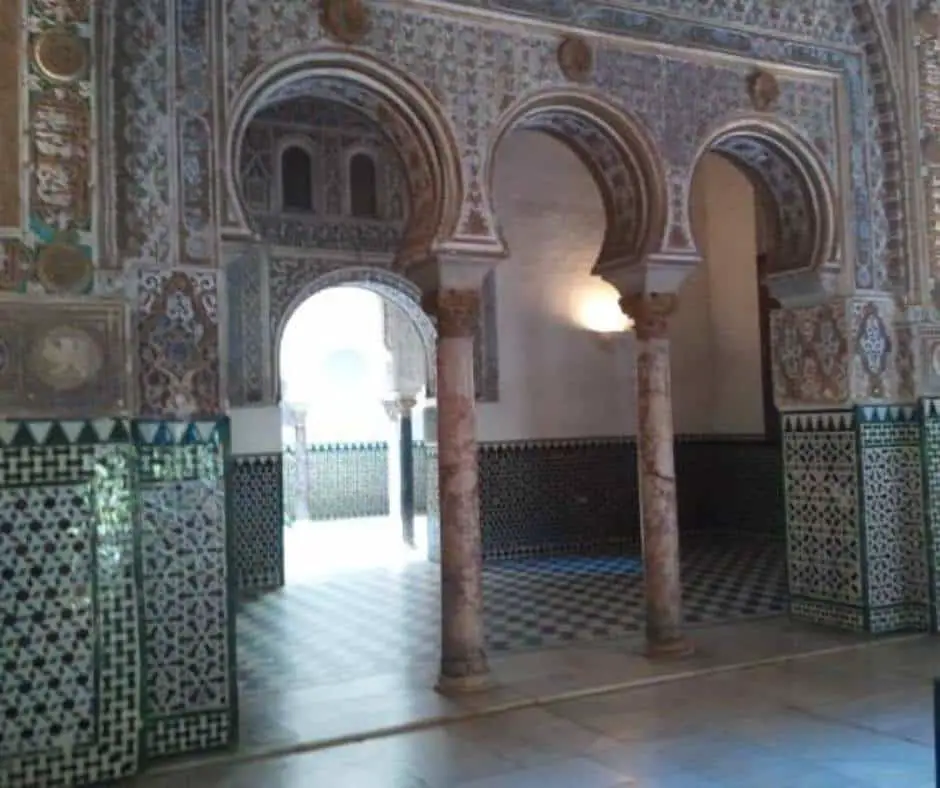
0,297,128,418
25,0,98,284
0,0,20,230
238,106,408,252
220,4,882,285
433,0,903,287
176,0,215,264
137,268,220,417
113,0,172,265
771,302,850,408
849,297,896,401
225,246,265,406
915,19,940,307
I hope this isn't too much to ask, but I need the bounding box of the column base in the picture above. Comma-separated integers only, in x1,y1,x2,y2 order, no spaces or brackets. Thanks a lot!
436,657,492,695
644,636,695,660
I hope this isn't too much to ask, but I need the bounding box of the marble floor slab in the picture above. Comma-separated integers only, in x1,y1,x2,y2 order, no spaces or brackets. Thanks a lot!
123,630,939,787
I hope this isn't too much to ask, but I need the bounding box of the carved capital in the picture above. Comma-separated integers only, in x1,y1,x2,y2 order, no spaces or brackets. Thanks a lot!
619,293,679,340
424,288,480,339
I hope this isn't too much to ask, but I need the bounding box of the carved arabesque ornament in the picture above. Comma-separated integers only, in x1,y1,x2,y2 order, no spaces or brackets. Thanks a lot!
747,69,780,112
557,35,593,83
320,0,371,45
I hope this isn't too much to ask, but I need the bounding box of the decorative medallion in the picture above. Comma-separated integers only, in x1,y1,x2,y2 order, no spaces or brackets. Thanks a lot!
33,27,88,83
30,324,103,391
36,238,93,294
320,0,370,45
923,132,940,165
557,35,593,83
747,69,780,112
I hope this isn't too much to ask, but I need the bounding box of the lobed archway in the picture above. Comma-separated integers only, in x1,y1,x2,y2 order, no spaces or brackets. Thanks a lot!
225,48,464,267
485,88,669,270
689,119,838,297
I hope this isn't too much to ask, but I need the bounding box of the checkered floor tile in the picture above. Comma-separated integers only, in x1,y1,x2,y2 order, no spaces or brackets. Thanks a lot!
236,539,787,695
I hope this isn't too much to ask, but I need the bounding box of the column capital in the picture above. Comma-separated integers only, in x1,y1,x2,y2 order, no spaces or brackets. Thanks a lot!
383,395,419,419
619,293,679,340
424,289,480,338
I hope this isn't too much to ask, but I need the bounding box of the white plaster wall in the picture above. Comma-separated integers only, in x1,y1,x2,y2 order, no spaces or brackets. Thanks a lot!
672,153,765,435
229,405,283,455
478,130,636,441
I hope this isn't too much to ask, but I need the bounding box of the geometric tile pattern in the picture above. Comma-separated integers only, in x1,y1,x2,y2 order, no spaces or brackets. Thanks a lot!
783,406,931,635
230,454,284,593
285,443,390,522
478,439,641,561
236,541,787,693
857,405,928,634
268,438,783,562
921,398,940,632
0,434,140,788
782,409,864,631
137,422,236,761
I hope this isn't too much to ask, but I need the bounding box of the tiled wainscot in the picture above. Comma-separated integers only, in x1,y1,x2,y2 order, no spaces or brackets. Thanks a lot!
784,406,929,634
0,418,235,787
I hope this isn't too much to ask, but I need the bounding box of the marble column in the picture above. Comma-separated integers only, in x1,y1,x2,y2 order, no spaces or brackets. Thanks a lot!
433,288,489,691
620,293,692,657
399,397,417,547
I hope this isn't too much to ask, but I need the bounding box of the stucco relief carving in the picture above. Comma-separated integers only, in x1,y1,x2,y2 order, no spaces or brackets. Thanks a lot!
771,304,850,407
136,268,220,418
24,0,97,292
220,4,862,277
914,11,940,307
851,299,894,400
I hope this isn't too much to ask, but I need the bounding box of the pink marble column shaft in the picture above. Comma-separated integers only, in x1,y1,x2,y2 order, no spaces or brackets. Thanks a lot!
622,293,691,656
433,288,489,690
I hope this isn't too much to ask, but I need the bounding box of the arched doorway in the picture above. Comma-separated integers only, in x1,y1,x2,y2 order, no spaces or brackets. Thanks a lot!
673,121,837,621
224,55,457,749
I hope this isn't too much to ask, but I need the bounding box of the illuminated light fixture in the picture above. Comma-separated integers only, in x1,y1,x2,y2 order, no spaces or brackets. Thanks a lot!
574,290,634,348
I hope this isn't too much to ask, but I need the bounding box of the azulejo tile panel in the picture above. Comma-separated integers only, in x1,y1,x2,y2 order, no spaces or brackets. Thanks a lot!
136,419,236,761
920,399,940,631
782,410,863,629
230,454,284,593
857,406,928,633
0,422,140,788
783,406,932,635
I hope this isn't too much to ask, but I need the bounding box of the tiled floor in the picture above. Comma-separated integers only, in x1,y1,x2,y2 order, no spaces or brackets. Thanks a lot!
237,521,786,693
125,631,940,787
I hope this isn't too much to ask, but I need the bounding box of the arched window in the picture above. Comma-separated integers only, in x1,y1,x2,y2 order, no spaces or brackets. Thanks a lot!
349,153,378,218
281,146,313,212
